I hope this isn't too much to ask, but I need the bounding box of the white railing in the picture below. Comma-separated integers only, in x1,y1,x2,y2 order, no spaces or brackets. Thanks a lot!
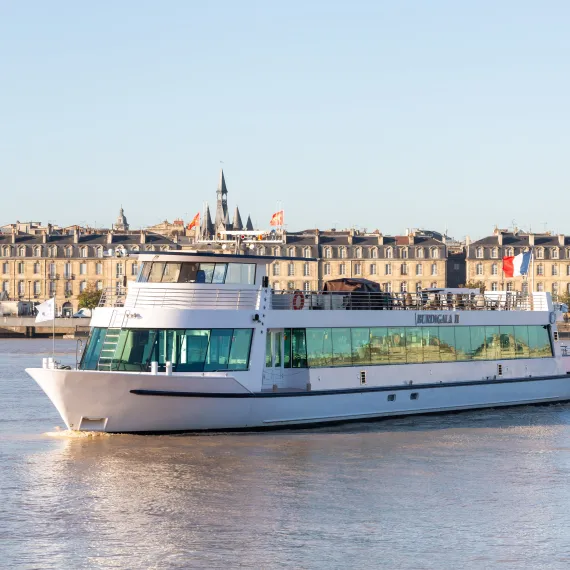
99,286,260,310
271,290,550,312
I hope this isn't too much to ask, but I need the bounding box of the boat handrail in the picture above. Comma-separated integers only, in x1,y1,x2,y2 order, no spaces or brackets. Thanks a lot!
271,290,549,312
99,286,261,310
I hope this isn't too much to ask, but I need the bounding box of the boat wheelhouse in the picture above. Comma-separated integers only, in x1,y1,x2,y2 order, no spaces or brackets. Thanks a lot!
26,251,570,433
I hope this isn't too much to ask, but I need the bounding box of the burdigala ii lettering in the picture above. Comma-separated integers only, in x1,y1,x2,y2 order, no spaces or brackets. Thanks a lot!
415,314,460,325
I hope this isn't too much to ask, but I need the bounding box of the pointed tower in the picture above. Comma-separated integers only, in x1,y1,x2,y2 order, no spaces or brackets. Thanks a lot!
245,215,254,231
113,206,129,232
233,207,243,231
214,169,229,235
201,205,214,239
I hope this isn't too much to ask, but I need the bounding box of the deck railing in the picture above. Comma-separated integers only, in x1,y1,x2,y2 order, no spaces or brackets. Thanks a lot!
271,291,549,312
99,287,260,310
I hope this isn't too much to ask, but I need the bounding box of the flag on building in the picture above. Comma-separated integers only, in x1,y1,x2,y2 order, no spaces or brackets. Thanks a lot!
187,212,200,230
35,298,55,323
502,251,532,278
269,210,284,226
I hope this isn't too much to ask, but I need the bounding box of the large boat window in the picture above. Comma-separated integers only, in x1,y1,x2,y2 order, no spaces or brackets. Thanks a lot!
138,261,256,285
80,327,253,372
278,325,553,369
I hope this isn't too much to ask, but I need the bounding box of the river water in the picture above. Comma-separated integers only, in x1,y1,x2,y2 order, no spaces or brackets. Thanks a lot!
2,339,570,569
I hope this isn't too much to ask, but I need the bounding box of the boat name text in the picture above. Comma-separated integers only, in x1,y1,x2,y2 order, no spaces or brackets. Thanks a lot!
415,314,460,325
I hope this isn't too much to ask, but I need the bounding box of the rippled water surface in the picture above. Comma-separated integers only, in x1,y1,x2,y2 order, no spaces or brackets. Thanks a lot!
3,339,570,568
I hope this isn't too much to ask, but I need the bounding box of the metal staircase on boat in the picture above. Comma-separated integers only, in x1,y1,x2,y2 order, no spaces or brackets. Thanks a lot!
96,311,127,371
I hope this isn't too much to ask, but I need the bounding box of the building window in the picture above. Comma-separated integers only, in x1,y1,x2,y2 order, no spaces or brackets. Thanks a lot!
303,281,310,292
1,281,8,293
476,247,483,259
401,263,408,276
430,282,437,288
552,248,559,259
80,281,87,293
273,247,281,257
339,247,346,259
96,262,102,275
385,263,392,275
80,247,88,258
537,282,544,292
416,248,424,258
49,281,56,296
506,247,514,256
537,263,544,276
354,248,362,259
48,263,56,278
96,247,103,258
304,247,311,258
273,263,280,276
354,263,362,275
131,262,139,276
385,247,393,259
116,262,123,278
18,281,25,296
552,283,559,297
33,262,40,274
371,248,378,259
430,263,437,276
1,246,10,256
400,282,407,293
2,262,8,275
369,264,377,275
33,246,41,257
384,282,392,293
416,282,422,292
491,247,498,259
272,281,280,290
400,248,408,259
287,262,294,276
506,282,514,292
48,246,57,257
415,263,422,276
430,248,440,259
288,247,295,257
33,281,41,296
65,246,73,258
287,281,295,290
491,282,498,291
96,281,103,291
17,262,24,275
257,246,265,256
18,246,25,257
303,262,310,276
339,263,346,275
552,265,559,276
64,262,72,279
566,248,570,260
324,248,332,259
491,263,498,275
324,262,331,276
536,248,544,259
79,262,87,275
476,263,483,275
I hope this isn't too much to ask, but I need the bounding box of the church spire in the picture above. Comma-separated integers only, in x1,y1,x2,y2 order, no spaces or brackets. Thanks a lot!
214,168,229,233
233,206,243,231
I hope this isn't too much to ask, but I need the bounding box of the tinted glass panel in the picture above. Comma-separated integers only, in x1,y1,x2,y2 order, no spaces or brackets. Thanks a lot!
284,329,291,368
331,328,352,366
80,327,107,370
388,328,406,363
470,327,487,360
438,327,456,361
405,327,423,363
370,328,390,364
205,329,232,370
162,263,181,283
485,326,500,360
306,328,332,367
455,327,471,361
500,326,516,359
228,329,253,370
149,262,165,282
291,328,308,368
422,327,440,362
351,328,371,365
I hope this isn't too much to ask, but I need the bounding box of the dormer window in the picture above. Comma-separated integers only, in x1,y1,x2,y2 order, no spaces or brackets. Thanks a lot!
287,247,295,257
491,247,498,259
80,246,88,258
257,246,266,256
34,246,42,257
273,247,281,257
354,247,362,259
385,247,393,259
476,247,483,259
551,248,559,259
400,248,408,259
506,247,514,256
416,247,424,258
371,248,378,259
303,247,311,258
65,246,73,257
339,247,346,259
430,248,439,259
1,246,10,257
324,247,332,259
18,246,25,256
536,248,544,259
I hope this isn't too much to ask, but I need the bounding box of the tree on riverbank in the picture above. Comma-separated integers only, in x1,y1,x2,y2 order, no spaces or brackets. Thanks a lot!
77,284,102,310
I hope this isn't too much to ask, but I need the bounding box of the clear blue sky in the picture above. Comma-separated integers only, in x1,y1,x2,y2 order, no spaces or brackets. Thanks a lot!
1,0,569,240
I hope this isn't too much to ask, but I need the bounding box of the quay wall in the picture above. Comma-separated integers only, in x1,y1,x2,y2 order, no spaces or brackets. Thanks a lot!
0,317,90,338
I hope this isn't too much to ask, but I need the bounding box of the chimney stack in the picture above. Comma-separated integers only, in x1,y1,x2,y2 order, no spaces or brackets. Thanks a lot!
497,232,503,246
528,234,535,246
140,231,146,245
377,233,384,245
559,234,565,246
73,227,79,244
106,232,114,245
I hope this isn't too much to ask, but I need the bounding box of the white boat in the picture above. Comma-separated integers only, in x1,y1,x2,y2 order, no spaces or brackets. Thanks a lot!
26,251,570,433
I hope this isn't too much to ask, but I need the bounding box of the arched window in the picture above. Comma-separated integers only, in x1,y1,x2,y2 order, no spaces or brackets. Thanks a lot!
324,247,332,259
18,246,26,256
370,248,378,259
416,247,424,258
33,246,42,257
80,246,88,258
303,247,311,258
287,247,295,257
476,247,483,259
566,248,570,259
415,263,422,276
96,246,103,258
2,246,10,257
491,247,498,259
551,248,559,259
65,246,73,257
273,247,281,257
339,247,346,259
536,248,544,259
48,246,57,257
131,245,139,252
354,247,362,259
385,247,393,259
400,248,408,259
257,246,266,256
506,247,514,256
430,248,440,259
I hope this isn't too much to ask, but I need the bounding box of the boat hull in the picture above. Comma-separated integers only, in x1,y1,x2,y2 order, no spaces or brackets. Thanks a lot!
26,368,570,433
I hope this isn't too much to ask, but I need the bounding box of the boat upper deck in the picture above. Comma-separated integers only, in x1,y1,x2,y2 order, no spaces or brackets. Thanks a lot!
99,287,551,312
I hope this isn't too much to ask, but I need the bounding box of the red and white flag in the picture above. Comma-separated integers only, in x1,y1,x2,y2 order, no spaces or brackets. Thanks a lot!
187,212,200,230
269,210,284,226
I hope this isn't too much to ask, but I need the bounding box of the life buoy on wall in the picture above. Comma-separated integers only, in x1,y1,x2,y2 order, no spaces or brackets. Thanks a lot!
292,290,305,310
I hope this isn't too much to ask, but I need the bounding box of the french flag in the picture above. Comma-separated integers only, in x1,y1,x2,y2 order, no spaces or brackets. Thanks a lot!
502,251,532,278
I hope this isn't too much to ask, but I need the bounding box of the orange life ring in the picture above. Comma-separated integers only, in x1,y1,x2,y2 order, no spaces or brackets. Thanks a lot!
292,290,305,310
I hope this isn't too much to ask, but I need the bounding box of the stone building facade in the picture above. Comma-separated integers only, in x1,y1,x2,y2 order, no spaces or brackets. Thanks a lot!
466,228,570,298
0,229,178,316
253,229,450,293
